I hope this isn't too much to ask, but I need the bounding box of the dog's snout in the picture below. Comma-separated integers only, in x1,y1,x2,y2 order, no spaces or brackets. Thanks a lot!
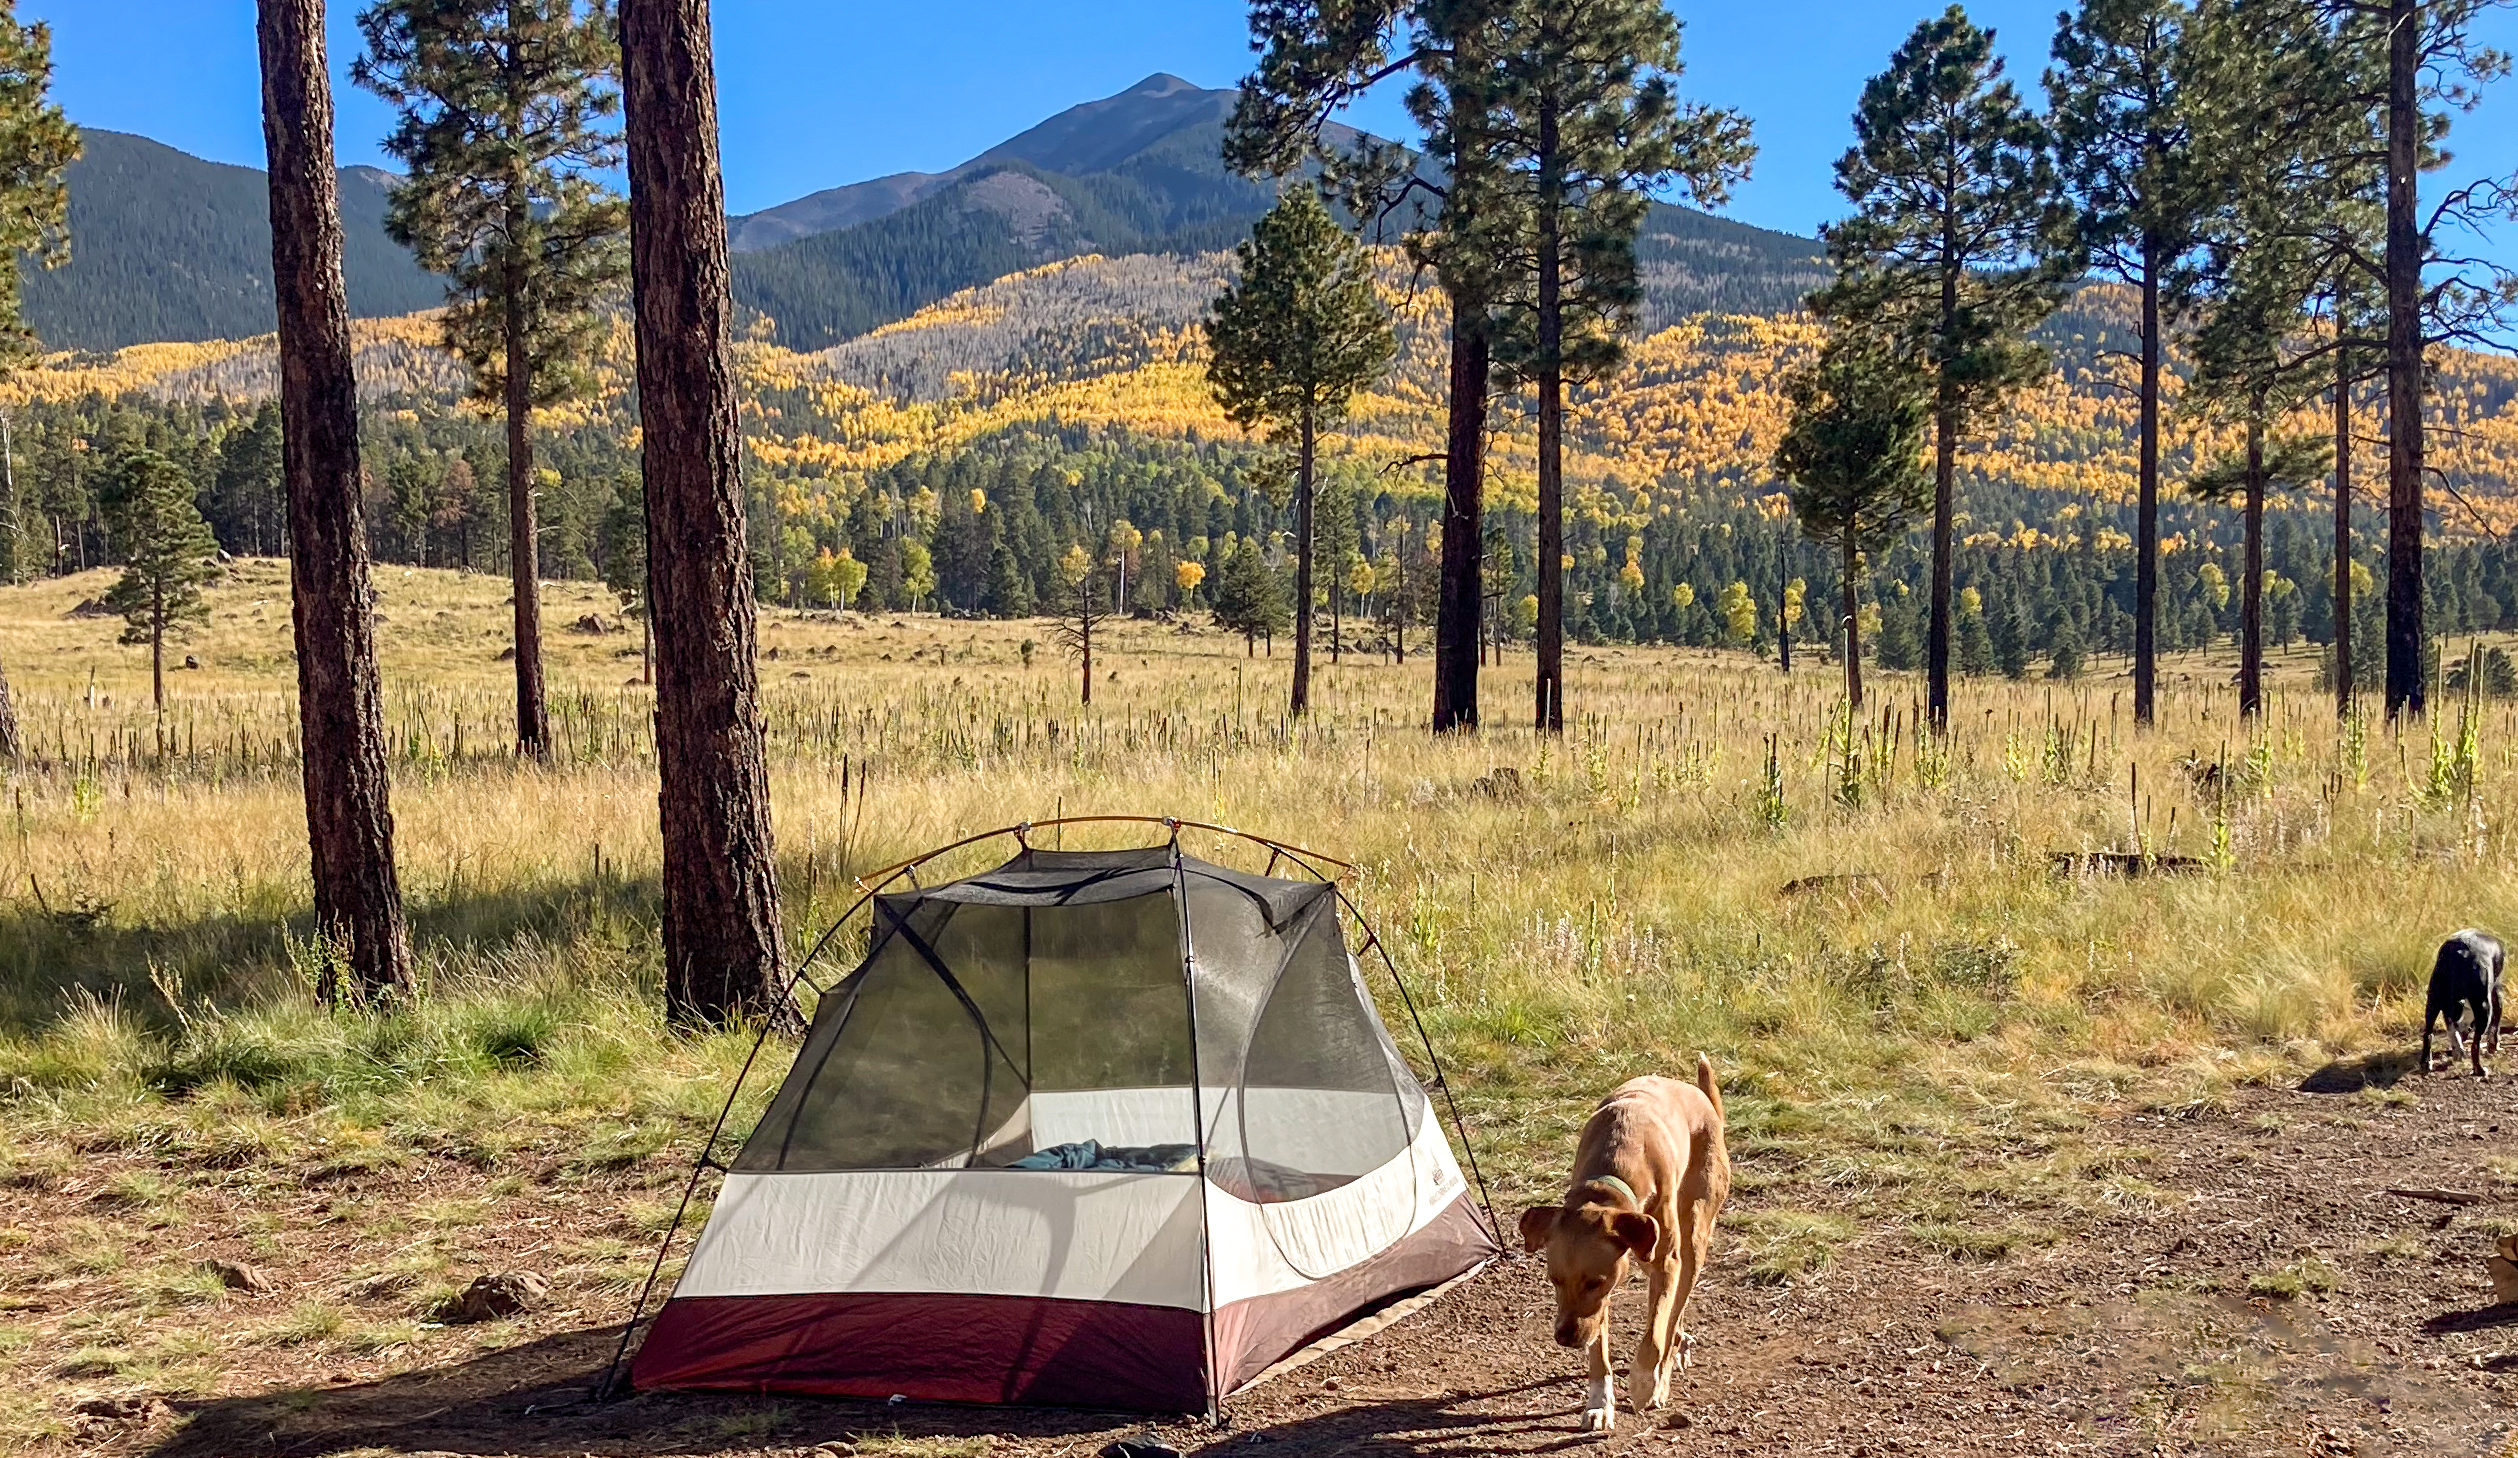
1553,1324,1580,1348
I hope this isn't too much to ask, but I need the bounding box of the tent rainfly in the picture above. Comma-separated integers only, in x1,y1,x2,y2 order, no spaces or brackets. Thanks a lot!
628,841,1500,1414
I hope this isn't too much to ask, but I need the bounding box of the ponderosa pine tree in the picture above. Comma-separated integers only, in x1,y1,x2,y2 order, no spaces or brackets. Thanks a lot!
2186,259,2332,717
354,0,628,759
1206,186,1395,717
619,0,788,1031
1453,0,1752,733
1212,535,1291,657
2047,0,2206,730
1777,335,1932,709
1228,1,1492,728
2181,0,2387,716
598,473,647,683
101,449,220,721
1814,5,2076,730
257,0,414,1002
0,2,75,763
2207,0,2515,718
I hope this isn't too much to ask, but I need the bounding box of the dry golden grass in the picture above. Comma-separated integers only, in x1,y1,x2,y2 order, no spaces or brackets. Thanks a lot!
3,558,2516,1444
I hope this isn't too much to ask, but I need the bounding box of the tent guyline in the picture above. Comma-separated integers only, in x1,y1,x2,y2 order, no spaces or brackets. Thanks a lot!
599,816,1503,1415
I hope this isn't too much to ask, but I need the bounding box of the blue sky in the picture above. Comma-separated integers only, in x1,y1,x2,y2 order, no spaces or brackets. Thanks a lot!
24,0,2518,247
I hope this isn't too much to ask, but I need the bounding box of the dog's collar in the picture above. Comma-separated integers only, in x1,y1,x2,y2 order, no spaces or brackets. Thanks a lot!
1583,1174,1640,1208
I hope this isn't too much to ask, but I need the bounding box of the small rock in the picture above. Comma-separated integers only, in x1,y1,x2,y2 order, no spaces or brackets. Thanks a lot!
494,646,518,662
569,613,618,635
207,1259,277,1293
811,1443,858,1457
180,654,202,670
1101,1438,1183,1458
1663,1411,1694,1430
73,1395,171,1422
1470,766,1525,800
445,1271,550,1323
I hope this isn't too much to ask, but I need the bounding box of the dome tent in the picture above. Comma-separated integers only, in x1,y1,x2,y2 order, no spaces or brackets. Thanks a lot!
620,823,1500,1416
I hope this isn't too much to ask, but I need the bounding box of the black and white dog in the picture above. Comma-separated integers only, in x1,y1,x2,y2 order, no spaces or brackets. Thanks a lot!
2423,929,2505,1077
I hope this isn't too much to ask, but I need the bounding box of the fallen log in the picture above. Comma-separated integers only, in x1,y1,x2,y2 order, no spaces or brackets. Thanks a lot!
2048,851,2210,878
2384,1187,2489,1206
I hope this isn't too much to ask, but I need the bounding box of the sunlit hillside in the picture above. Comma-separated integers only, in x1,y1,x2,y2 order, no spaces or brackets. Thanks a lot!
11,250,2518,539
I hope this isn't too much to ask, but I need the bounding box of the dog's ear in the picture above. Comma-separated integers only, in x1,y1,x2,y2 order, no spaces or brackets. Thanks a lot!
1608,1211,1659,1258
1517,1206,1558,1254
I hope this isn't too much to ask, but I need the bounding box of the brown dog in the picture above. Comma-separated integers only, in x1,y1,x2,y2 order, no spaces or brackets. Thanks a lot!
1518,1058,1729,1433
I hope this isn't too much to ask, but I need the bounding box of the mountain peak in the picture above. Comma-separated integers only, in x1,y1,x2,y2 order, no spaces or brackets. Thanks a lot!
1121,72,1215,98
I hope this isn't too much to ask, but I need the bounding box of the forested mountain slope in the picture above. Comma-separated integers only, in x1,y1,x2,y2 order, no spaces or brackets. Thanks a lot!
720,73,1827,351
22,130,445,351
31,78,1825,357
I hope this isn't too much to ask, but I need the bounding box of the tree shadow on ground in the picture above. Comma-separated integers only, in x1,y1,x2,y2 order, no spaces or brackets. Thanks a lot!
2296,1049,2422,1093
139,1325,1586,1458
0,867,664,1035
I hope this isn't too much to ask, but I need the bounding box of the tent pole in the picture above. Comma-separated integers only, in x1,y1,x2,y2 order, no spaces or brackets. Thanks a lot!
1168,828,1225,1424
594,858,930,1401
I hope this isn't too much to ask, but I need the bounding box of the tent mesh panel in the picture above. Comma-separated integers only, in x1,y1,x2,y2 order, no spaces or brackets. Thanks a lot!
732,852,1416,1193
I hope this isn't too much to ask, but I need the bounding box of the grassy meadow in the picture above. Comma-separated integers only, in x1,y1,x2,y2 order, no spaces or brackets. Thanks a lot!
3,557,2515,1447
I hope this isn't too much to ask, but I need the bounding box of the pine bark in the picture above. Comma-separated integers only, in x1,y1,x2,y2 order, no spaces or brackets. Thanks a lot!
1777,543,1793,674
1533,104,1565,735
257,0,414,1002
505,268,549,758
2134,244,2161,727
1840,531,1864,710
1432,308,1488,733
2241,412,2264,718
1291,411,1314,716
1927,241,1959,731
2333,337,2352,718
2383,0,2425,720
620,0,791,1030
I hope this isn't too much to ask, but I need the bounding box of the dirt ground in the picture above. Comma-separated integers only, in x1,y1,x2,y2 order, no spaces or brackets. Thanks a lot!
45,1058,2518,1458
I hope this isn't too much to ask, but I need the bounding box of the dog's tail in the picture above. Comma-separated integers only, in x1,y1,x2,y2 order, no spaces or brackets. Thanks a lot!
1695,1052,1723,1120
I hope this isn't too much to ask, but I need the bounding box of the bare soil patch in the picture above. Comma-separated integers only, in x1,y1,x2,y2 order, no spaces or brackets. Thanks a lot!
28,1067,2515,1458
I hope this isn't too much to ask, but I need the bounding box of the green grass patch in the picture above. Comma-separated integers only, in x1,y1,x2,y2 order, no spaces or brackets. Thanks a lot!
1728,1208,1857,1285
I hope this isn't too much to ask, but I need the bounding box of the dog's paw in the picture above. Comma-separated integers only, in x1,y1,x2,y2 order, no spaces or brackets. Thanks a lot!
1580,1376,1616,1432
1672,1330,1696,1371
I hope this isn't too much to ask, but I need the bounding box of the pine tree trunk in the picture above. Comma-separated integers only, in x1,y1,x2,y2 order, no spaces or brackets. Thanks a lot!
1777,543,1792,674
505,272,550,759
1841,530,1864,710
2333,334,2352,719
1928,394,1956,731
621,0,791,1032
2383,0,2425,720
1928,246,1959,731
1291,412,1314,717
2242,412,2264,718
1433,308,1487,733
257,0,413,1003
2134,243,2162,727
151,594,165,717
1534,110,1565,735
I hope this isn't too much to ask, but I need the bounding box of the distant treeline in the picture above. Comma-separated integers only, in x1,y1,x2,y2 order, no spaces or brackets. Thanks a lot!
12,392,2514,676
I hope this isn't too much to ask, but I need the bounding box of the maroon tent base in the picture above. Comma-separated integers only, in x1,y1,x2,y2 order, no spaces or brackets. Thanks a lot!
632,1195,1495,1413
